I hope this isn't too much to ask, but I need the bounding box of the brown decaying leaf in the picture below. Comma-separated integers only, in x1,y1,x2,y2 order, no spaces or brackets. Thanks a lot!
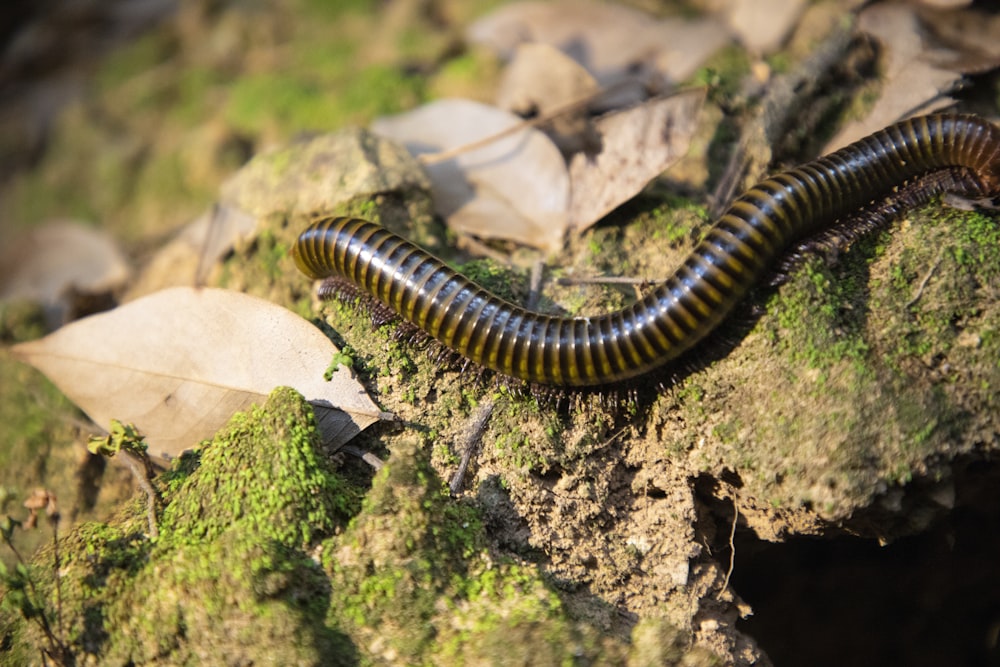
12,287,382,458
372,98,570,253
725,0,808,55
567,89,705,232
495,42,601,155
0,220,130,320
919,3,1000,74
824,3,962,151
467,1,729,107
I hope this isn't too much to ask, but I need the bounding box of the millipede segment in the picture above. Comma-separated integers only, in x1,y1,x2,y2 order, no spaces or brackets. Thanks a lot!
293,114,1000,388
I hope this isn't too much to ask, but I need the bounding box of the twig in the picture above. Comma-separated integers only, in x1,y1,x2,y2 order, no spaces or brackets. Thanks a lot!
418,80,639,166
449,399,496,495
905,247,946,309
717,501,739,600
49,514,62,648
340,445,385,471
119,449,161,539
556,275,665,287
526,260,545,310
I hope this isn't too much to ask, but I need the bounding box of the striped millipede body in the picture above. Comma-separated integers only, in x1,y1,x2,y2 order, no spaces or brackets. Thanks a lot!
293,114,1000,388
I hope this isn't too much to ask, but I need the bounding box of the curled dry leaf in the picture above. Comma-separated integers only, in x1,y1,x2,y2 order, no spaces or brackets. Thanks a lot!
0,220,130,323
12,287,382,458
567,89,705,232
824,3,961,151
373,98,570,253
467,0,729,107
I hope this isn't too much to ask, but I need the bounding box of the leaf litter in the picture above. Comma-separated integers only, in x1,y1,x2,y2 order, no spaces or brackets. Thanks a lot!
0,219,131,326
373,98,571,253
824,2,971,151
467,0,730,106
366,0,728,253
12,287,383,459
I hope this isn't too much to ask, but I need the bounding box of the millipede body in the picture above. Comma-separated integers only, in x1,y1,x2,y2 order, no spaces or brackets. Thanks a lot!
293,114,1000,388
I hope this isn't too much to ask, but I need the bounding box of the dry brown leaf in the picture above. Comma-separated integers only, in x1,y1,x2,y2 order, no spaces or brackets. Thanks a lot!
567,89,705,232
0,220,130,322
825,3,961,151
725,0,808,54
913,0,972,7
495,42,601,154
372,98,570,253
919,4,1000,73
467,1,729,107
12,287,382,458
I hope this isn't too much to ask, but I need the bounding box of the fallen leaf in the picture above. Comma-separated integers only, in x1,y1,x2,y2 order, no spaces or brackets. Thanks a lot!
824,3,961,151
567,89,705,232
12,287,382,458
495,42,601,154
725,0,808,54
372,98,570,252
467,1,730,108
919,4,1000,74
0,220,131,324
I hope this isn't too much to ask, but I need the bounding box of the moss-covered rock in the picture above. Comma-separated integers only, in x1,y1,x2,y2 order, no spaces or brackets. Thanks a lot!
3,388,360,665
4,388,682,666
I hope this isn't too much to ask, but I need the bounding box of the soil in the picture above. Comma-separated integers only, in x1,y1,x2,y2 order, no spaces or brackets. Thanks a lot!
2,1,1000,666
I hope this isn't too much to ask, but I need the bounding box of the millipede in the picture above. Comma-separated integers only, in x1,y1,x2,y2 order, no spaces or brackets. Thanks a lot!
292,113,1000,389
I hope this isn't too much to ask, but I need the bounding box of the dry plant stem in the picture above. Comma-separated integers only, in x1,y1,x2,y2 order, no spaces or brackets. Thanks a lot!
341,444,385,471
718,501,739,600
119,449,160,539
455,235,515,267
557,275,664,287
526,260,545,310
449,399,496,496
1,528,69,663
50,517,62,646
905,246,946,308
711,25,855,217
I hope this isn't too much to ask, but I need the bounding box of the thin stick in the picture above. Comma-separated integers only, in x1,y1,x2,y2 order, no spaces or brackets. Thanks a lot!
717,502,739,599
526,260,545,310
557,275,664,287
905,246,946,308
449,399,495,495
119,449,161,539
418,82,635,167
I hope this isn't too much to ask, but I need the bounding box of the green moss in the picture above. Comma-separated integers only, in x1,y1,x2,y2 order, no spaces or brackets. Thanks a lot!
691,44,752,103
225,64,424,137
5,388,363,664
0,354,82,571
768,255,871,374
323,436,610,665
161,387,358,546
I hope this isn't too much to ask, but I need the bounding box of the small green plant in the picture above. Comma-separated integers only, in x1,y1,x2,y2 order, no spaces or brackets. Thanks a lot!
88,420,161,538
1,490,74,666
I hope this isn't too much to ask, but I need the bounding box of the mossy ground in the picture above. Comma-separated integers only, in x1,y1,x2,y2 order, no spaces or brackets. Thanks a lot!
1,388,638,665
3,1,1000,665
